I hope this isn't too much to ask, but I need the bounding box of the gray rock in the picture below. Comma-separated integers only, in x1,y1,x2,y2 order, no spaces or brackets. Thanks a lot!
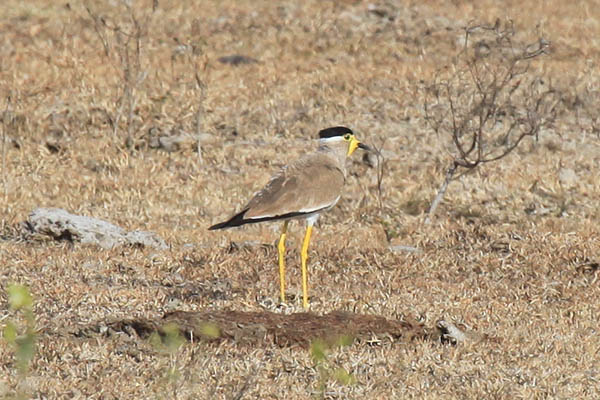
389,245,421,253
125,230,169,250
24,208,168,250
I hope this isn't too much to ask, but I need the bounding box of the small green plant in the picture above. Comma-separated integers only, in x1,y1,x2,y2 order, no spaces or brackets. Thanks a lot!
149,321,220,398
310,335,356,397
149,322,186,399
196,321,219,340
3,284,37,399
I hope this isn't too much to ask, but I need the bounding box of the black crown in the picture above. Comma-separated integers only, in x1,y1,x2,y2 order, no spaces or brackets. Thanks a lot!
318,126,353,139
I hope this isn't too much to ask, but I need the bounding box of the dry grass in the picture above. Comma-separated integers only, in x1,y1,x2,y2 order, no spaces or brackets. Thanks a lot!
1,0,600,398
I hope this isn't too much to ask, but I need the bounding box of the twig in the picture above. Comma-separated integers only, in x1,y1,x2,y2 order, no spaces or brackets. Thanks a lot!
194,70,207,163
425,163,457,224
1,95,11,202
371,139,387,211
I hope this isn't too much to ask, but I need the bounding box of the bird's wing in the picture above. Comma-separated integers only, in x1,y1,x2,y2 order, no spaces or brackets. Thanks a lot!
244,152,345,220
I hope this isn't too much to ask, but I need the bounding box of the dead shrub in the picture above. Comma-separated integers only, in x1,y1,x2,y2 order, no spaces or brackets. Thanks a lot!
423,20,562,221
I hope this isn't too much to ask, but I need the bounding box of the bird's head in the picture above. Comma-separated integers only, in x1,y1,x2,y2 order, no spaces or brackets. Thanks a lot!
318,126,371,157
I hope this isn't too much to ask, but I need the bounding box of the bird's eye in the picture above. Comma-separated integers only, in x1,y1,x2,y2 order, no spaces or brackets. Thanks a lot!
343,134,351,141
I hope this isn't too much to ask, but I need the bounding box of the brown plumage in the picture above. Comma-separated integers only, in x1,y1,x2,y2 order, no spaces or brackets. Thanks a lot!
209,151,345,229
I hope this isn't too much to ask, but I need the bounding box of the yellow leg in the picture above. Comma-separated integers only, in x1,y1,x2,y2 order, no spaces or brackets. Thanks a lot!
278,221,289,303
301,224,313,310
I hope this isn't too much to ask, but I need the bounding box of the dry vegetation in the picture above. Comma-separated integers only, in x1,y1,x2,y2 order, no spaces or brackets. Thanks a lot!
1,0,600,398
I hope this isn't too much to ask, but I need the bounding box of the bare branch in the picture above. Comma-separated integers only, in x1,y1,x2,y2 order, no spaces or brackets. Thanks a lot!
84,2,152,147
423,21,561,221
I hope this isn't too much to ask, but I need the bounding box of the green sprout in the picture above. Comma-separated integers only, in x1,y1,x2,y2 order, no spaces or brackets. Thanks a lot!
198,321,220,340
3,284,37,400
310,334,356,396
3,284,37,374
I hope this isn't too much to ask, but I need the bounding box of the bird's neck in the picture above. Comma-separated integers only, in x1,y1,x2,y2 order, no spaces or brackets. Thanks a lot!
317,141,348,175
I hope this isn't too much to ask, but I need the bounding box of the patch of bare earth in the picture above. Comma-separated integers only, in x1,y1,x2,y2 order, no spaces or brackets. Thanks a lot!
1,0,600,398
80,310,427,347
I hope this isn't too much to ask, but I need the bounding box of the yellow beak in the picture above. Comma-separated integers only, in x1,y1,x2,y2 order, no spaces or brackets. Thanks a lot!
347,136,360,156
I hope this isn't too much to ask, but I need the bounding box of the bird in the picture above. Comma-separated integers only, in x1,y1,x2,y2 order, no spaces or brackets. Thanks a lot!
208,126,371,309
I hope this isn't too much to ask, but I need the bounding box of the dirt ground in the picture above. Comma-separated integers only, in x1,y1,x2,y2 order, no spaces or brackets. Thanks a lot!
1,0,600,398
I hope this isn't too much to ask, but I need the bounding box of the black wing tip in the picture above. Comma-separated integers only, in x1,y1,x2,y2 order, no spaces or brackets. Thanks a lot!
208,222,227,230
208,209,314,230
208,209,250,230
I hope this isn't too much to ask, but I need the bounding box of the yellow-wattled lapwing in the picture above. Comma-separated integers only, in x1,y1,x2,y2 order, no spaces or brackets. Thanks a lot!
209,126,371,309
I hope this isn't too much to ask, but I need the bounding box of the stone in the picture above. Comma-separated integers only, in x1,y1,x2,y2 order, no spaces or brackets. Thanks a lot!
24,208,168,250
